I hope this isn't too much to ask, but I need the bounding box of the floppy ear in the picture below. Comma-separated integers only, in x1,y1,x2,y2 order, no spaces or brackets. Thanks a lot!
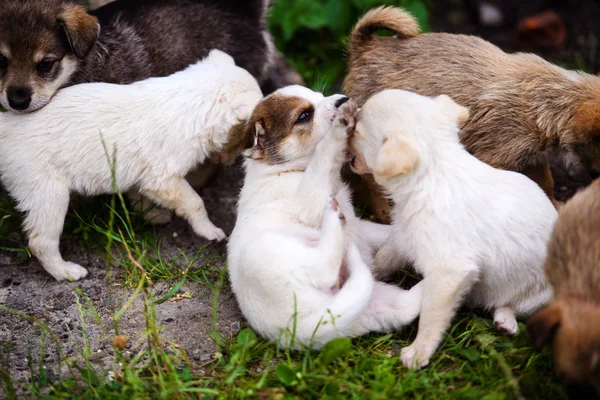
58,3,100,59
527,302,563,349
242,122,266,160
435,94,470,128
374,136,418,178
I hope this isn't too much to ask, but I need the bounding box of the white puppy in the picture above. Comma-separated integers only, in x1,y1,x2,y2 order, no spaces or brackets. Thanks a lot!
0,50,262,282
228,86,423,349
349,89,556,368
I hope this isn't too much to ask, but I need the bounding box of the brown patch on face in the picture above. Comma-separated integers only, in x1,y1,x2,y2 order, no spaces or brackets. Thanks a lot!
242,94,316,164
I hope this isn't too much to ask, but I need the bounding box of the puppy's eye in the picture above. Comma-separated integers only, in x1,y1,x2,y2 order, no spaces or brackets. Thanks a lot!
593,135,600,145
36,59,56,74
0,55,7,70
296,110,313,123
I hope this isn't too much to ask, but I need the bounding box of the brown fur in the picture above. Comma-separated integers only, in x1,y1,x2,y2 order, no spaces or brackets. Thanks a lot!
527,179,600,386
344,6,600,210
242,94,316,164
58,2,99,58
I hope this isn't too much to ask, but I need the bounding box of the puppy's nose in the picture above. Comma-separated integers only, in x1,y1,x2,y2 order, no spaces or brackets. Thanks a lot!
335,97,350,108
7,87,32,111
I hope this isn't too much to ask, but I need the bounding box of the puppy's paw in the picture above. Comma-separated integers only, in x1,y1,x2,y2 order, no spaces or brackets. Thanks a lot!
327,196,346,223
195,224,227,242
337,99,358,134
52,262,89,282
494,307,519,336
401,342,432,370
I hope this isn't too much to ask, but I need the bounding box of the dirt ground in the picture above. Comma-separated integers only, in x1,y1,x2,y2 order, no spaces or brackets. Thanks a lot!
0,165,246,390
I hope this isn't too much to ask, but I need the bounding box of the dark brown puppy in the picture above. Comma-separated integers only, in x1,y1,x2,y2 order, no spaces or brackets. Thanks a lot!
0,0,303,113
527,178,600,389
344,6,600,221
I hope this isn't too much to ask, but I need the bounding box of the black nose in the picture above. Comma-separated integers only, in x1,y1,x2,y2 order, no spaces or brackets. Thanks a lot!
7,87,32,110
335,97,350,108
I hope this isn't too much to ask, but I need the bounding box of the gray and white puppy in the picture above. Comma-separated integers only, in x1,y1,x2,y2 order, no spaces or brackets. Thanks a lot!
0,0,303,113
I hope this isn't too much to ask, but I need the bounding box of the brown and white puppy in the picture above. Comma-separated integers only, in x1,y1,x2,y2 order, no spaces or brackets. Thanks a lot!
0,0,302,113
344,6,600,220
228,86,421,348
527,178,600,390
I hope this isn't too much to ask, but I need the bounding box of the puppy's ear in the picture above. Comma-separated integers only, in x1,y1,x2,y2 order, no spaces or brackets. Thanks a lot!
374,136,418,178
58,4,100,59
527,302,563,349
435,95,470,128
242,122,266,160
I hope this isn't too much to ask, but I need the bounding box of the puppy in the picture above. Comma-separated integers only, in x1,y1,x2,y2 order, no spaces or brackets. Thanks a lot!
0,0,300,113
527,178,600,387
349,89,556,368
0,50,262,282
227,86,422,349
344,6,600,214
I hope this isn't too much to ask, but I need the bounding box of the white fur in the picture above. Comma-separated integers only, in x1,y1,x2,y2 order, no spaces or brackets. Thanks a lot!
228,86,422,349
0,49,263,281
351,89,556,368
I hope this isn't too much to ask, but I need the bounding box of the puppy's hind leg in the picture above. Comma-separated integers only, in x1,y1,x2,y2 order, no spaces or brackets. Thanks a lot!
142,176,226,241
349,281,423,336
22,184,88,281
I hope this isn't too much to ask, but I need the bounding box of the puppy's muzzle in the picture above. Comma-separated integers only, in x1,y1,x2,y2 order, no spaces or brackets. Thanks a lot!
335,97,350,108
7,87,32,111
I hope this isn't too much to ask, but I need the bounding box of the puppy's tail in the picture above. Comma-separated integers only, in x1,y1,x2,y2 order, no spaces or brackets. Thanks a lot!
302,245,374,348
348,6,420,55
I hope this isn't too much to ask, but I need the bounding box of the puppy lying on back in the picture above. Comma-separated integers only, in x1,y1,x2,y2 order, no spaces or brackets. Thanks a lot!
528,178,600,387
228,86,423,349
345,6,600,215
349,89,556,369
0,50,262,282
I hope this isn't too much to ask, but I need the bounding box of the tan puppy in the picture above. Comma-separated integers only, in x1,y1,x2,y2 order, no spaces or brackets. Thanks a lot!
527,178,600,387
344,6,600,220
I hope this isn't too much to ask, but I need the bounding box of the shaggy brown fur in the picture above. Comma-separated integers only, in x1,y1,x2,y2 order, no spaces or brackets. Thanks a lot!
344,6,600,220
527,178,600,387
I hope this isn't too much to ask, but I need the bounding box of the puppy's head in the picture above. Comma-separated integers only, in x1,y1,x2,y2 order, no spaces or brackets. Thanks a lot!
528,301,600,386
349,89,469,180
0,0,99,112
559,82,600,182
241,85,348,167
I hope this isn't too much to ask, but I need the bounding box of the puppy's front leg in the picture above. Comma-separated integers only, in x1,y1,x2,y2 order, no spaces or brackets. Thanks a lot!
401,264,478,369
142,177,226,241
24,185,88,281
294,101,357,225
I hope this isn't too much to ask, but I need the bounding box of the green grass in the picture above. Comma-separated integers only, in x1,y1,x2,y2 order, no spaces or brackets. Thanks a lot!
0,186,567,399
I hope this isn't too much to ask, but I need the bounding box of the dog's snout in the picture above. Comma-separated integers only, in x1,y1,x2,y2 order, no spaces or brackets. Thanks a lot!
335,97,350,108
7,87,32,111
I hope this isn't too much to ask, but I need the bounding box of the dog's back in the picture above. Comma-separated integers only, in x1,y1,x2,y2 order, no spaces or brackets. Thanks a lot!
74,0,271,85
